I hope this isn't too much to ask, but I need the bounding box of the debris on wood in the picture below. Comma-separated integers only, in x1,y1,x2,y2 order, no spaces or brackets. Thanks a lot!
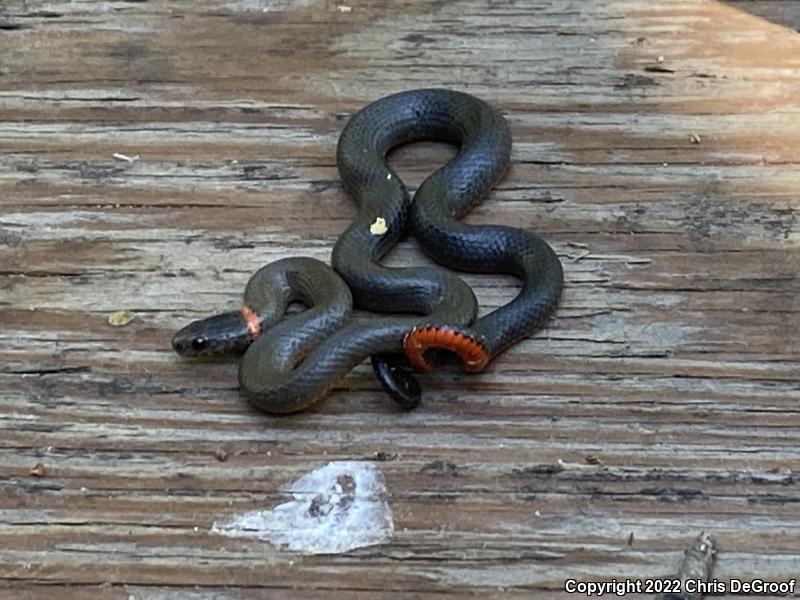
30,463,46,477
374,451,397,462
107,310,136,327
112,153,140,163
585,454,603,466
369,217,388,235
336,5,352,13
571,250,592,262
656,532,716,600
689,132,702,144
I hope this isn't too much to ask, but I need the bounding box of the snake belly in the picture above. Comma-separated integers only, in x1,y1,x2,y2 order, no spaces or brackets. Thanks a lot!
172,88,563,414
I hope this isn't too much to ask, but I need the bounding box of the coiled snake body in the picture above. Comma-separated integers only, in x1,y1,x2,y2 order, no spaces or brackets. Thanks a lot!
172,89,563,414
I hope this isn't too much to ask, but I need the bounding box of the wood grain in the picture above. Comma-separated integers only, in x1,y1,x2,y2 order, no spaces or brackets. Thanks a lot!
1,1,798,598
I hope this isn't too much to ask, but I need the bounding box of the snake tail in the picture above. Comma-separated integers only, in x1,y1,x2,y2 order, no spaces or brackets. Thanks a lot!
403,325,489,373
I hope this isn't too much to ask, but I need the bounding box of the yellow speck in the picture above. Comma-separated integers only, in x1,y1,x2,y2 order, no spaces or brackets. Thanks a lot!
689,132,701,144
369,217,388,235
108,309,136,327
336,4,352,12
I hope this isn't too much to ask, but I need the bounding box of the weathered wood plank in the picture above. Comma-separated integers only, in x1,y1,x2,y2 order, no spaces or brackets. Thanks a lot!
1,0,798,597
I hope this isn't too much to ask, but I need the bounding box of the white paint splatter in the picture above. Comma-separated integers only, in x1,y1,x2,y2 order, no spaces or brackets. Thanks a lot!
212,461,393,554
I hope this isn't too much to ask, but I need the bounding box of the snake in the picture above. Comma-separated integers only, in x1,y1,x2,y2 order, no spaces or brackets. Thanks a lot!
171,89,564,414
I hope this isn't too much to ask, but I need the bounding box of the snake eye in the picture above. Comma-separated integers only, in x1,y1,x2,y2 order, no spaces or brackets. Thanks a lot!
191,337,208,352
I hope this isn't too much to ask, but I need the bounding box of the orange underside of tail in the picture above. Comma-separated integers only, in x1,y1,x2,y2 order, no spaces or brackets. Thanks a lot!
403,326,488,373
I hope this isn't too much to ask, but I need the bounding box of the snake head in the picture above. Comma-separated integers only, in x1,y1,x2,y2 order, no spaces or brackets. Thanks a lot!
171,309,257,357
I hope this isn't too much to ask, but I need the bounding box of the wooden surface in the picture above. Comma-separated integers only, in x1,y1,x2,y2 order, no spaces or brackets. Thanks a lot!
1,0,799,598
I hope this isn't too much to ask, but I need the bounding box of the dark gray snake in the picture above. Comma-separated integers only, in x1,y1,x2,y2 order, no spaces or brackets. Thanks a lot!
172,89,563,414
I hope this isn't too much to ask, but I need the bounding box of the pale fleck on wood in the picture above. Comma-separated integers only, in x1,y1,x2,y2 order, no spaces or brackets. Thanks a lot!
1,1,799,598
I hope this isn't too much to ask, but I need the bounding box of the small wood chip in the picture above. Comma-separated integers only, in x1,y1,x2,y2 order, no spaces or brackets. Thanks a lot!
214,448,230,462
107,310,136,327
567,241,590,249
585,454,603,466
656,532,716,600
112,153,140,163
336,5,352,12
374,451,398,462
369,217,388,235
30,463,46,477
573,250,592,262
689,132,701,144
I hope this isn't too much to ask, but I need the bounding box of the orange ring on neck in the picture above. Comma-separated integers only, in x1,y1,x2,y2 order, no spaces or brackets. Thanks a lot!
240,306,261,340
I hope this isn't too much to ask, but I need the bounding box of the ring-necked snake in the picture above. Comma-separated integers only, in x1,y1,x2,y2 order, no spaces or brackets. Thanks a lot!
172,89,564,414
